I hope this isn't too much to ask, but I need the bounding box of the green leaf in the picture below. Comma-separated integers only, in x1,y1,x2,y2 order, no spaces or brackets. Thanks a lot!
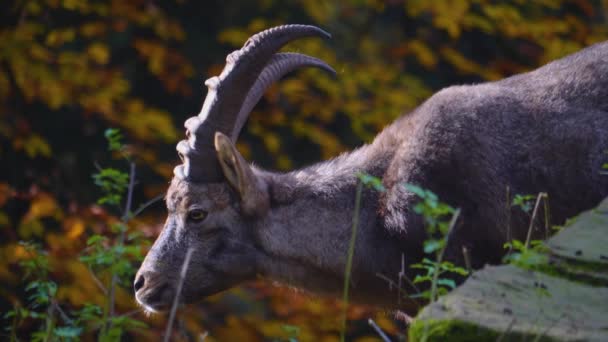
86,235,107,246
73,303,103,324
282,324,301,337
127,231,143,241
29,311,46,319
110,222,127,234
357,173,386,191
410,290,432,299
413,275,432,284
512,194,535,213
100,326,123,342
92,167,129,206
454,268,469,276
502,252,521,263
54,326,83,338
404,184,427,198
437,278,456,289
423,239,442,254
104,128,124,152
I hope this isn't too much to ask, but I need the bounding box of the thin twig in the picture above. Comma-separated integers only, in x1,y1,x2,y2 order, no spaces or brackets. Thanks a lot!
397,253,404,306
376,272,398,289
87,265,107,295
163,248,195,342
462,246,472,274
368,318,392,342
43,303,56,342
122,308,144,317
108,162,136,325
496,318,516,342
422,208,460,341
93,161,103,172
121,162,136,222
524,193,546,249
130,193,164,219
430,209,461,302
52,301,73,325
533,313,564,342
375,272,420,309
8,303,19,342
506,186,512,256
542,193,550,239
340,182,363,342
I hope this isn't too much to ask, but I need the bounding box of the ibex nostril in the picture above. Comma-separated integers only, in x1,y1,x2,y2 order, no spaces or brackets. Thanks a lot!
134,274,145,292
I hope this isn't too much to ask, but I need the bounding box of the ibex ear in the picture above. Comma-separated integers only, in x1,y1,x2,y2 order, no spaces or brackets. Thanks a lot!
215,132,269,217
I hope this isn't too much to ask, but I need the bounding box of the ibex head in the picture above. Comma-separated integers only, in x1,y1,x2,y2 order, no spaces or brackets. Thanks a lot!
134,25,335,312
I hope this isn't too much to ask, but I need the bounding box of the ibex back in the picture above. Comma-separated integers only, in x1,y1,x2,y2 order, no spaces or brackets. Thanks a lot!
134,25,608,312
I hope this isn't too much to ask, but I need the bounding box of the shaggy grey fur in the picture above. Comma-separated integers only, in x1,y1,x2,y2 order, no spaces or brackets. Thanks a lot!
135,40,608,312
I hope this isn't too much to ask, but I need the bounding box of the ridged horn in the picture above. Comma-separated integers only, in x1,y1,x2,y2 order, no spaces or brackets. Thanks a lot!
174,24,333,182
231,52,336,140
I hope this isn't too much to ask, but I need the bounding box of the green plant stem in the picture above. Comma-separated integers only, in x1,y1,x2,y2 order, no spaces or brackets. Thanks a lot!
53,301,73,325
340,181,363,342
130,193,164,219
368,318,391,342
429,209,460,302
505,186,512,256
43,303,56,342
9,307,20,342
462,246,472,275
121,162,136,222
164,248,194,342
423,209,460,342
104,161,136,336
543,193,550,239
524,193,546,249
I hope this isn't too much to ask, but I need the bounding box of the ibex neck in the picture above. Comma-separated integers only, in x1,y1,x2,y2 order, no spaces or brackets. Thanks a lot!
251,132,411,306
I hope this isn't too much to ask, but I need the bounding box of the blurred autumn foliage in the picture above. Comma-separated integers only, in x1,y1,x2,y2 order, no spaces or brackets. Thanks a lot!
1,0,607,340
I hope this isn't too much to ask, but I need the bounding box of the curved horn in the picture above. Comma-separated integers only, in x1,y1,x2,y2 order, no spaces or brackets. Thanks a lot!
175,24,332,182
231,52,336,141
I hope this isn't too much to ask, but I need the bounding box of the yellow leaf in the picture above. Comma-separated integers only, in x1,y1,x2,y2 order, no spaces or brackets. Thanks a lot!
408,40,437,68
87,42,109,64
45,28,75,47
23,192,62,222
20,133,52,158
11,244,30,260
65,217,85,240
18,219,44,238
80,21,107,37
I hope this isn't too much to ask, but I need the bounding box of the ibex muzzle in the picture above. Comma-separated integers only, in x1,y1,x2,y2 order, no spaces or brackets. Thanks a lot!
135,25,608,313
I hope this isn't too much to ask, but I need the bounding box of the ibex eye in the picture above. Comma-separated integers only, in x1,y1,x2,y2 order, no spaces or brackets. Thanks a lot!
188,209,207,222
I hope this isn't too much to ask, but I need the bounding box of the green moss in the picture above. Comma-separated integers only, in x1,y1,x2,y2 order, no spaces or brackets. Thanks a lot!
503,242,608,287
534,257,608,287
408,318,556,342
508,246,608,287
408,319,497,342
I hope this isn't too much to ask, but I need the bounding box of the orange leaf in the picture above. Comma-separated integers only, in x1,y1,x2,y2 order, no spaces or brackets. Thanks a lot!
23,192,62,222
64,217,86,240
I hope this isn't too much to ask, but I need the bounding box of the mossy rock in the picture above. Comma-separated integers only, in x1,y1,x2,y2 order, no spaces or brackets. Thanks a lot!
410,198,608,341
546,198,608,286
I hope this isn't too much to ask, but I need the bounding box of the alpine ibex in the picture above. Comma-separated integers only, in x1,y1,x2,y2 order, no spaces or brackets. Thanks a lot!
134,25,608,312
